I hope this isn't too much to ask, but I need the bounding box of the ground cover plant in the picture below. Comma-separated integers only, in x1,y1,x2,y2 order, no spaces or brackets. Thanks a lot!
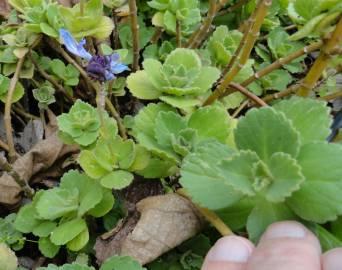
0,0,341,269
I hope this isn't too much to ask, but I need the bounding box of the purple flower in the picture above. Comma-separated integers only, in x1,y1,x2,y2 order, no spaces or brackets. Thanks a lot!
59,29,92,61
59,29,128,82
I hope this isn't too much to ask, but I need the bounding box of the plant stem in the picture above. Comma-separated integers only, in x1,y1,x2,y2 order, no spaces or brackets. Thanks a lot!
4,56,25,163
229,82,268,106
297,16,342,97
241,41,323,87
186,0,217,49
29,51,74,102
0,156,34,198
128,0,140,71
319,88,342,101
177,189,234,236
80,0,85,16
150,27,164,44
0,138,10,152
49,39,128,139
204,0,272,106
216,0,249,17
261,84,299,104
112,10,121,49
176,20,182,47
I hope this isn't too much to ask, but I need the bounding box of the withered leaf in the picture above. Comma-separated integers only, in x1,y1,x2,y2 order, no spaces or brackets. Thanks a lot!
95,194,205,265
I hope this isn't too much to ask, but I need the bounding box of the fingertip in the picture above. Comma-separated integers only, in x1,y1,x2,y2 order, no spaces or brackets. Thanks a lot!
201,236,254,270
323,248,342,270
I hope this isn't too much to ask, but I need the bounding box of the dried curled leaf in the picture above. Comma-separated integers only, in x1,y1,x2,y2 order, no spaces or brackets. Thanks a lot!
95,194,204,265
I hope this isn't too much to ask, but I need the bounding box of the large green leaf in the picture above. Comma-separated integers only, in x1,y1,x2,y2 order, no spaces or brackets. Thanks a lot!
180,140,241,210
127,71,161,100
154,111,187,146
274,97,332,144
188,104,231,144
247,200,296,242
50,218,87,245
36,188,79,220
66,227,89,251
287,142,342,222
38,237,60,258
87,189,115,218
59,170,103,216
100,256,146,270
235,107,301,161
100,170,134,190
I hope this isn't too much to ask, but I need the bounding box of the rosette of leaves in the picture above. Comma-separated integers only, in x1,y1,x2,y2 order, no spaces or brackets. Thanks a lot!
143,41,175,62
205,26,243,69
14,170,115,256
57,100,101,147
180,97,342,241
33,82,56,110
148,0,201,35
59,0,114,39
20,2,64,38
288,0,342,40
127,48,220,109
0,214,25,251
0,74,24,103
129,102,234,166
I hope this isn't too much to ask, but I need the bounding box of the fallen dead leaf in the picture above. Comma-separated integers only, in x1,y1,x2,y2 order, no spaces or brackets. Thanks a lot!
95,193,205,265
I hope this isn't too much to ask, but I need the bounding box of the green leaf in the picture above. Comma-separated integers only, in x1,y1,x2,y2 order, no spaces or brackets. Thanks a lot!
154,111,187,146
180,140,241,210
111,138,136,169
294,0,322,20
100,170,134,190
14,204,41,233
287,142,342,222
38,237,60,258
331,217,342,241
313,224,342,252
100,256,146,270
50,218,87,246
262,153,304,203
79,150,110,179
247,200,296,242
33,221,57,237
274,97,332,144
235,107,301,161
219,151,259,196
87,189,115,217
127,70,161,100
0,75,25,103
188,104,232,144
36,188,79,220
67,227,89,251
59,170,103,217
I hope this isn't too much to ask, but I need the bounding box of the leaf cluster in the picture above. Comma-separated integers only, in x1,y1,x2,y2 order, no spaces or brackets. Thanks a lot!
14,170,114,256
180,97,342,241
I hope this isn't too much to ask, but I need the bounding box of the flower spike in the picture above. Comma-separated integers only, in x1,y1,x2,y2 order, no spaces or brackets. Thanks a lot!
59,28,92,61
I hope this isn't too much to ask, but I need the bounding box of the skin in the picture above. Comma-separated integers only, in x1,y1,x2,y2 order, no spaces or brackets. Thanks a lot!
202,221,342,270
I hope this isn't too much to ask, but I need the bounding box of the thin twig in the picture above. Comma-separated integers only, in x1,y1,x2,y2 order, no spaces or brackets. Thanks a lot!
0,138,10,152
4,56,25,162
216,0,249,17
261,84,300,104
186,0,217,49
128,0,140,71
112,10,121,49
297,16,342,97
0,156,34,198
150,27,164,44
48,38,128,139
204,0,273,106
29,51,74,102
241,41,323,87
232,100,249,118
319,88,342,101
12,105,39,121
177,188,234,236
176,20,182,47
230,82,268,106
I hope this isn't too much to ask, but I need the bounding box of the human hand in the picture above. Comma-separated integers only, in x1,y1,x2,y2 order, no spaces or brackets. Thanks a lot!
202,221,342,270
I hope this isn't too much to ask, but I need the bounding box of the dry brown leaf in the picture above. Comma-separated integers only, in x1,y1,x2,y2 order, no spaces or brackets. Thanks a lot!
0,0,11,18
0,132,78,205
95,194,205,265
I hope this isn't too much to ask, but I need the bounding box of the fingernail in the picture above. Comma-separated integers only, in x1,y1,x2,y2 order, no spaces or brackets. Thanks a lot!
264,221,306,239
206,236,253,263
